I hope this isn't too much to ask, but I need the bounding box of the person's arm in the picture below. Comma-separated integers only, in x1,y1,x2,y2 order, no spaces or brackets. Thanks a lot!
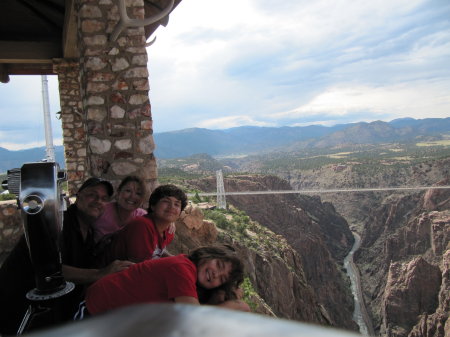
161,248,173,257
217,300,251,312
62,260,134,284
204,288,251,312
174,296,250,312
174,296,200,304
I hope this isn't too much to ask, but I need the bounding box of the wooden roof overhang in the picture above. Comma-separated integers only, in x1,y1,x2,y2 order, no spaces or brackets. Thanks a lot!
0,0,182,83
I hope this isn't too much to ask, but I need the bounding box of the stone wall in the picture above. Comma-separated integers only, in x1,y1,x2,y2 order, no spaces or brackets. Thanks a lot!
54,60,86,196
53,0,159,196
0,201,22,256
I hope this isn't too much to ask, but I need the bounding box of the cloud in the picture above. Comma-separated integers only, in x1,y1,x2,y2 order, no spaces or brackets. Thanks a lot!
271,80,450,125
0,75,62,149
197,115,273,129
1,0,449,149
0,139,63,151
146,0,450,132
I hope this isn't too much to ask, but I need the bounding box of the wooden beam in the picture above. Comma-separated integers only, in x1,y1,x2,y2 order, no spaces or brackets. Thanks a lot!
0,41,61,63
3,63,54,75
0,64,10,83
63,0,78,58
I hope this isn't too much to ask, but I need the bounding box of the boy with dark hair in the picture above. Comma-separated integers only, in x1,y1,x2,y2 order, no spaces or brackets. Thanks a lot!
148,184,188,214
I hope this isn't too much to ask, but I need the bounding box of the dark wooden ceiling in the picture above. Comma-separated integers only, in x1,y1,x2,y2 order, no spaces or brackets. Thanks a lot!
0,0,182,83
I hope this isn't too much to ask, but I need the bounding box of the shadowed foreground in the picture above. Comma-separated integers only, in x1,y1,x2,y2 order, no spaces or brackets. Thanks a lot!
24,304,362,337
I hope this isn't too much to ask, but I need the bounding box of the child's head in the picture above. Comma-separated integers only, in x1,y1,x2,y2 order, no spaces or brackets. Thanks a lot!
147,184,188,214
188,245,244,293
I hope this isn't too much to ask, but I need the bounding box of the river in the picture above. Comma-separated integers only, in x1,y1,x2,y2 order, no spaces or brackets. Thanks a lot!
344,232,376,336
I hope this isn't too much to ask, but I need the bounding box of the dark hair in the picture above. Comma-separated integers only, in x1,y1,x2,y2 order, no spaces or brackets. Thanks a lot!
118,176,146,194
188,245,244,302
78,177,113,197
148,184,187,213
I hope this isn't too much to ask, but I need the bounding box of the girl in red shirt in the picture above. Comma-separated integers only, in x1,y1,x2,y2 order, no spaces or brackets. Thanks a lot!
85,245,248,315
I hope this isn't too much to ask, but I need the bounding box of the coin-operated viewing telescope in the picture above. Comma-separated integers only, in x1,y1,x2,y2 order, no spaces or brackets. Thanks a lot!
2,161,74,333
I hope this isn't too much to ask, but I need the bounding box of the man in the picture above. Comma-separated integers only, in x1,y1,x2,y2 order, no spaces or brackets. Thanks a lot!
0,177,132,335
60,177,133,283
59,178,134,321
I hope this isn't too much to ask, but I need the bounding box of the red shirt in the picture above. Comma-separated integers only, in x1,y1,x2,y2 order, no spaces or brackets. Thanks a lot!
110,215,174,262
85,255,197,314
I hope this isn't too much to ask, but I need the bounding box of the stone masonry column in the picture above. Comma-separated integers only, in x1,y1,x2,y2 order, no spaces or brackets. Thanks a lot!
53,60,87,196
64,0,158,195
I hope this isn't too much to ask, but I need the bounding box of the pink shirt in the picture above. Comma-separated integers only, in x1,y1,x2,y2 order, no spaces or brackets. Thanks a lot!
94,202,147,242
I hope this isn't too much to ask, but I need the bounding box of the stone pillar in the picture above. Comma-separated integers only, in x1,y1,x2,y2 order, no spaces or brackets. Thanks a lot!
55,0,159,196
54,60,87,196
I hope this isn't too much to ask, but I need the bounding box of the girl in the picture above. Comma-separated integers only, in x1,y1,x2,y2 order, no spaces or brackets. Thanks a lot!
84,245,248,315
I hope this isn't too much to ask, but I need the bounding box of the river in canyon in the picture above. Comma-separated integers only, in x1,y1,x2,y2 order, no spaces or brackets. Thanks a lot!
344,232,375,336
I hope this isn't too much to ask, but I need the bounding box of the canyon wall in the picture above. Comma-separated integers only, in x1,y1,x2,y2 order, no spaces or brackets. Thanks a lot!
186,174,357,331
354,181,449,337
171,204,328,323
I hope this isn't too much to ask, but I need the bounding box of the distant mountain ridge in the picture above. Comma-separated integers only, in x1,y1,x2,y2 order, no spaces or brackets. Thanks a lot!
1,118,449,172
154,117,450,158
0,146,65,173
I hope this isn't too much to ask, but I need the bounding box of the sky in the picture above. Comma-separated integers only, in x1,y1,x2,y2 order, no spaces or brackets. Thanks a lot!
1,0,449,150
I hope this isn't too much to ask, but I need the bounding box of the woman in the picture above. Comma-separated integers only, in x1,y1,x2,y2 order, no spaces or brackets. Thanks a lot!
84,245,249,315
99,184,188,264
94,176,147,242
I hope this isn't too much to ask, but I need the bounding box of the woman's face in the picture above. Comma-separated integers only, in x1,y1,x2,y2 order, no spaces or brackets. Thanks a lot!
197,258,232,289
117,181,144,212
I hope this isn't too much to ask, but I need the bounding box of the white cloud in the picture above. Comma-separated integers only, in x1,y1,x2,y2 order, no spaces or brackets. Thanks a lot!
0,75,62,149
147,0,450,132
0,139,63,151
197,115,273,129
272,80,450,123
1,0,449,148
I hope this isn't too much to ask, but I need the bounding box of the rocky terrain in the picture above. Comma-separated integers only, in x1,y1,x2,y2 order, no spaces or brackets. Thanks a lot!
171,204,328,323
354,182,449,337
167,154,449,337
266,158,450,337
182,174,358,331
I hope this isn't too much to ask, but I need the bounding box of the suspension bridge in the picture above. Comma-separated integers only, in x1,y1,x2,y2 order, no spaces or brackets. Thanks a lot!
188,170,450,208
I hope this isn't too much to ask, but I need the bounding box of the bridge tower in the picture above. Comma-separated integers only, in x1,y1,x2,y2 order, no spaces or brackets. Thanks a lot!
216,170,226,209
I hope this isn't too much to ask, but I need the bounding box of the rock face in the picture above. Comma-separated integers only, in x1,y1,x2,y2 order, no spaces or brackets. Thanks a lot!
266,156,449,337
408,250,450,337
186,174,357,331
381,257,442,337
354,181,450,337
171,202,330,325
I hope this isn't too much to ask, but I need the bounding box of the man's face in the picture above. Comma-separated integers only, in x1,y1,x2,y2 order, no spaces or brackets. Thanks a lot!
76,185,110,220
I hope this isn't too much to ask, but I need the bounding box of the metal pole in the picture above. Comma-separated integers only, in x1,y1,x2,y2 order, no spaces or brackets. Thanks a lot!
41,75,55,162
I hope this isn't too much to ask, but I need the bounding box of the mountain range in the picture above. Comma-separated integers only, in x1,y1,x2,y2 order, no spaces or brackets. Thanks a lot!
0,117,449,172
153,117,449,158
